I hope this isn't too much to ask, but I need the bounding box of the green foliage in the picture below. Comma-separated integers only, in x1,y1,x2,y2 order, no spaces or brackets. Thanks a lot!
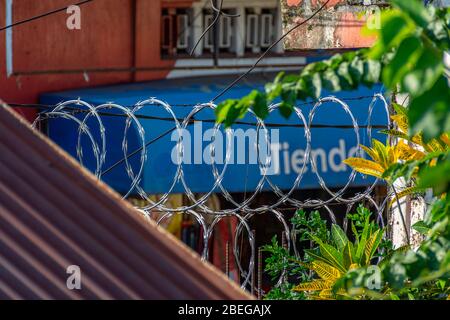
291,209,330,243
232,0,450,300
216,0,450,143
418,154,450,195
338,196,450,300
263,207,388,300
262,209,331,299
347,205,372,233
263,202,450,300
215,90,268,128
264,282,305,300
262,236,308,283
293,208,387,299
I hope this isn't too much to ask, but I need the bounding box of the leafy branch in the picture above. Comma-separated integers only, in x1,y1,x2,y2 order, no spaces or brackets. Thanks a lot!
216,0,450,142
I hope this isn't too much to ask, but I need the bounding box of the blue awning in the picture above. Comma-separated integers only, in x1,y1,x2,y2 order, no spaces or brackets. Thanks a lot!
40,74,387,195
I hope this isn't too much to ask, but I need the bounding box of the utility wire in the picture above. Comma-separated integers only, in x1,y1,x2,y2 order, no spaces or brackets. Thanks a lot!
7,95,388,129
174,0,209,52
6,94,379,109
210,0,331,102
8,96,388,178
0,0,94,32
100,125,182,177
6,0,379,177
189,0,239,56
57,0,360,176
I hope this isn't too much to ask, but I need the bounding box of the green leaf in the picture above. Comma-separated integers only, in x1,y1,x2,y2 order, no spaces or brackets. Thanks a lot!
311,235,346,273
273,71,285,84
351,221,360,243
304,73,322,99
401,45,444,97
215,96,253,128
319,243,346,273
391,0,431,29
382,161,418,182
355,215,371,264
329,53,344,69
408,76,450,141
279,88,297,118
321,69,341,92
364,229,383,265
265,72,284,101
215,100,237,125
418,159,450,195
382,35,423,89
266,82,282,101
362,59,381,87
304,249,333,266
369,10,413,59
336,61,354,89
371,139,389,168
343,241,355,270
390,293,400,300
248,90,268,120
279,102,293,118
295,77,308,100
349,56,364,84
412,221,431,235
392,102,408,117
331,224,348,251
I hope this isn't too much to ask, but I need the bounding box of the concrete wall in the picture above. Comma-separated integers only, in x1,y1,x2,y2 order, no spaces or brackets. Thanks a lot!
280,0,378,51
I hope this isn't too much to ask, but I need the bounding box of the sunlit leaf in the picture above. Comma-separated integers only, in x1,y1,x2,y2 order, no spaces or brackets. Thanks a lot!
343,158,384,178
293,280,332,292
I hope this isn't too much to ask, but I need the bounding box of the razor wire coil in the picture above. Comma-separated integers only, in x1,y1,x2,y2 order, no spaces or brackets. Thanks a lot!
31,93,394,291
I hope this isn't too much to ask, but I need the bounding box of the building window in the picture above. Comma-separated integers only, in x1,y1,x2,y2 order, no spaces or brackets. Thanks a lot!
203,9,237,53
161,8,192,57
160,5,281,58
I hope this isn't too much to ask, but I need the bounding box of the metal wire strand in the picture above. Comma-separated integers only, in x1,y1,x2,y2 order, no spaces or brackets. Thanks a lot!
210,0,332,102
25,93,395,292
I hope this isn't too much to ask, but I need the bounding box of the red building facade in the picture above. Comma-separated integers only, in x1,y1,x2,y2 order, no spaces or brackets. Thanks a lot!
0,0,183,119
1,0,299,120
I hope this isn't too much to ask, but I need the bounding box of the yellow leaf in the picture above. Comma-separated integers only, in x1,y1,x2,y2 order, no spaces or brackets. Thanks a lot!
383,129,409,141
318,289,335,299
387,145,397,165
311,260,341,281
364,229,380,265
309,294,333,300
396,140,425,161
426,139,446,153
411,134,429,151
389,187,421,208
360,144,379,162
440,133,450,148
343,158,384,178
371,139,390,169
391,114,408,133
349,263,360,270
294,280,333,292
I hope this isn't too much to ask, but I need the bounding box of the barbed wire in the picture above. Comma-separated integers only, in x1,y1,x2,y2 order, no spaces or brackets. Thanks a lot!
8,95,388,129
7,94,380,109
25,92,398,290
28,94,392,211
3,0,403,292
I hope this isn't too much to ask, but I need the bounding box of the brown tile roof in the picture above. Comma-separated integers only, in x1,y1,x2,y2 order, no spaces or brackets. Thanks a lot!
0,102,251,300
